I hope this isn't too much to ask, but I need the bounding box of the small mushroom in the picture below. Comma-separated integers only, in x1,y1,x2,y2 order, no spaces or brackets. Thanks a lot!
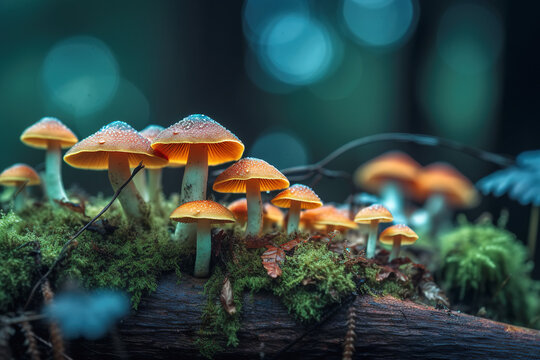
213,158,289,237
64,121,168,220
228,198,248,227
20,117,78,203
379,224,418,262
313,205,358,234
170,200,236,277
152,114,244,242
271,184,323,235
0,164,41,211
354,204,393,259
263,203,284,231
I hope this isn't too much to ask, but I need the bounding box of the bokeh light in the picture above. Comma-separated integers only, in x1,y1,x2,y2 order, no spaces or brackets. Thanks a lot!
342,0,419,49
249,131,309,169
42,36,119,117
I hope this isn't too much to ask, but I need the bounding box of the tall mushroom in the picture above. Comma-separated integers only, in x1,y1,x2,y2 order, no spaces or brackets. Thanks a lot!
354,152,421,224
64,121,168,221
213,158,289,237
140,125,168,207
151,114,244,242
170,200,236,277
379,224,418,262
0,164,41,211
354,204,393,259
271,184,323,235
20,117,78,203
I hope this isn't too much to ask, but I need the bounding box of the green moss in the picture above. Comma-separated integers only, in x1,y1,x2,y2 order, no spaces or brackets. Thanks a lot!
440,217,540,328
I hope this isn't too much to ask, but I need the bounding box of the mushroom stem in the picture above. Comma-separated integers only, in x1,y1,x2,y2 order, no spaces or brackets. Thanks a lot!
528,205,539,257
381,182,405,222
194,219,211,278
108,152,148,220
12,188,26,212
366,221,380,259
133,168,148,201
174,144,208,242
389,236,402,262
246,178,262,237
45,141,68,203
287,201,301,235
148,169,163,205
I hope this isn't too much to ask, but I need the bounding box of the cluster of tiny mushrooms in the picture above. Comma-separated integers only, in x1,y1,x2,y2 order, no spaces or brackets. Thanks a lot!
0,115,479,278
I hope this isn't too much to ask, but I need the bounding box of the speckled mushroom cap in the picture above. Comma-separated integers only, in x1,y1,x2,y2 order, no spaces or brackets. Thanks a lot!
415,162,479,208
354,204,393,224
64,121,168,170
228,198,248,223
170,200,236,224
140,125,165,142
271,184,323,210
314,206,358,230
21,117,78,149
379,224,418,245
264,203,284,224
151,114,244,166
213,157,290,193
354,151,421,193
0,164,41,186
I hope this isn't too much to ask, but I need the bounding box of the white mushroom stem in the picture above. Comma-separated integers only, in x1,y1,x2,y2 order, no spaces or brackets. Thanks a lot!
148,168,163,204
12,187,26,212
45,141,68,203
194,219,211,278
246,178,263,237
133,168,148,201
381,182,406,223
287,201,301,235
108,152,148,220
174,144,208,242
366,221,380,259
389,236,402,262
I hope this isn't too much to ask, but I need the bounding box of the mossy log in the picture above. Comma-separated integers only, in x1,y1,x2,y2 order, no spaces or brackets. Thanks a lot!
66,273,539,359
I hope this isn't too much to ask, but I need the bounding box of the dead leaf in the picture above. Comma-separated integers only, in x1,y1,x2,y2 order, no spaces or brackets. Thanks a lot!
281,237,302,251
419,281,449,307
261,246,285,278
54,199,86,215
220,277,236,316
376,265,408,282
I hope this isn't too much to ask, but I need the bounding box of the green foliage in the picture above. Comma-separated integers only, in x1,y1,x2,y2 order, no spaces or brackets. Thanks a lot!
0,200,186,312
358,265,414,299
440,218,540,328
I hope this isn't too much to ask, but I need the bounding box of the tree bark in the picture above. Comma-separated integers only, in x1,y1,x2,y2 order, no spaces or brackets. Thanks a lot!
64,273,540,359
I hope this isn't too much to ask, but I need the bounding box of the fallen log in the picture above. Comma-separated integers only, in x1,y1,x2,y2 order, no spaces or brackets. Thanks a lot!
64,273,540,359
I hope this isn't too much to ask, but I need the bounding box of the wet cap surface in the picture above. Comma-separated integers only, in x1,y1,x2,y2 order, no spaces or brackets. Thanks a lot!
0,163,41,186
271,184,322,209
170,200,236,224
21,117,78,149
354,204,393,224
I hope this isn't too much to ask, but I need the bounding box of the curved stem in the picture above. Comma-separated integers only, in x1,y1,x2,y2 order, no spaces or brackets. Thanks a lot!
366,221,379,259
133,168,148,202
45,141,68,203
108,153,148,220
13,188,26,212
528,205,539,256
194,220,211,278
246,179,262,237
389,236,402,262
148,169,163,205
174,145,208,242
287,201,302,235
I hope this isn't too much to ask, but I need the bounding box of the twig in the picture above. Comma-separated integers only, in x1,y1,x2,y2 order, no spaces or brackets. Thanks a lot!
23,163,145,310
0,313,45,325
31,333,74,360
11,179,29,202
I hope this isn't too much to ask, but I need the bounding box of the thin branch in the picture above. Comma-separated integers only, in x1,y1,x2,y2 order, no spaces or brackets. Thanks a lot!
23,163,145,310
0,313,45,325
31,333,74,360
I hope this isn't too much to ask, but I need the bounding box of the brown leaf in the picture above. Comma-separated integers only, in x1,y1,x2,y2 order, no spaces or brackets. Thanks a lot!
281,237,302,251
419,280,450,307
54,199,86,215
261,246,285,278
376,265,408,282
220,277,236,316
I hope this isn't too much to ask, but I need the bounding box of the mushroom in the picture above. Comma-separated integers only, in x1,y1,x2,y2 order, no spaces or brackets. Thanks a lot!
228,198,248,226
170,200,236,277
152,114,244,242
20,117,78,203
140,125,168,207
413,163,479,237
263,203,284,231
271,184,323,235
354,151,421,224
354,204,393,259
0,164,41,211
379,224,418,262
313,205,358,234
213,158,289,237
300,206,332,232
64,121,168,220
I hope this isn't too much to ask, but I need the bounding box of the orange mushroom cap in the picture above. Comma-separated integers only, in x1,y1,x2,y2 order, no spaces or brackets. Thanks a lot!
0,164,41,186
140,125,165,143
228,198,248,223
21,117,78,149
264,203,284,224
415,162,479,208
354,151,421,194
314,206,358,230
354,204,393,224
213,157,289,193
151,114,244,166
170,200,236,224
379,224,418,245
64,121,168,170
271,184,323,210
